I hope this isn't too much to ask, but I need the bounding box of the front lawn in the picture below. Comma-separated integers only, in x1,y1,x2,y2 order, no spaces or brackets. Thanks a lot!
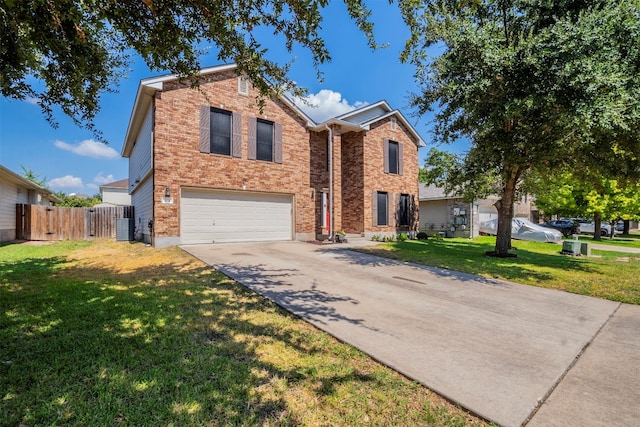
356,237,640,304
0,240,485,427
577,234,640,249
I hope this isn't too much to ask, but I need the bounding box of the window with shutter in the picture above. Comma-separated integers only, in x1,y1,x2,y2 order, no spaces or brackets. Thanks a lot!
210,108,232,155
387,140,399,174
256,119,273,162
249,118,281,163
376,192,388,226
200,106,240,157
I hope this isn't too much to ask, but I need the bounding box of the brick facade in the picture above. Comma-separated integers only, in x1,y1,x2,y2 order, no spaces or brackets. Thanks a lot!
152,70,315,242
124,66,424,245
361,118,420,238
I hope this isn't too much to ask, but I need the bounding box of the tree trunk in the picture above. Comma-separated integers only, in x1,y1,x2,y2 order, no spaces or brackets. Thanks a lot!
593,212,602,241
623,219,630,235
488,172,518,257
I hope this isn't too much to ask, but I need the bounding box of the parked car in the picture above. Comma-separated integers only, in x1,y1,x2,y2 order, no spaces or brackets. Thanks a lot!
542,219,579,237
480,218,563,243
616,221,625,232
577,221,612,237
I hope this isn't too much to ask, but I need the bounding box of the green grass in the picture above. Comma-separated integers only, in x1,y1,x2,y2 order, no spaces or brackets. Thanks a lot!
356,237,640,304
0,240,486,427
576,234,640,249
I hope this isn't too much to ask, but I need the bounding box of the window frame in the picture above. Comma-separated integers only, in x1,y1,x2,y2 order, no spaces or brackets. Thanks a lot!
209,107,232,156
377,191,388,226
383,139,403,175
388,140,399,174
256,118,274,162
199,105,241,157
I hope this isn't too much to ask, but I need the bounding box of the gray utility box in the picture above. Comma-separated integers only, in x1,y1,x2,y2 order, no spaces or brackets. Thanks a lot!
116,218,135,241
562,240,590,256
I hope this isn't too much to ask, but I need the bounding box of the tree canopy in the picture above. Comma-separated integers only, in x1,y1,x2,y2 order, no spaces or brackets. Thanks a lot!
20,165,47,188
1,0,378,137
401,0,640,256
525,168,640,239
53,192,103,207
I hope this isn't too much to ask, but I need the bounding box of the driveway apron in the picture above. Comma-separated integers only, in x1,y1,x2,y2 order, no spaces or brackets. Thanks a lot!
183,241,620,427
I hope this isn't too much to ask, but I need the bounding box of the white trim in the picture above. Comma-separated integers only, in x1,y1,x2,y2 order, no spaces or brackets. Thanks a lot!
361,110,426,148
335,100,392,121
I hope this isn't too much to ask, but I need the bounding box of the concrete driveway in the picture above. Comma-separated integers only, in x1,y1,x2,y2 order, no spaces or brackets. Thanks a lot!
182,241,639,427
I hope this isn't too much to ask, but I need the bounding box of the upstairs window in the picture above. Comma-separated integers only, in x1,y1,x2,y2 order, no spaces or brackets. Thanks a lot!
256,119,274,162
384,139,403,175
199,106,242,157
248,117,283,163
210,108,232,155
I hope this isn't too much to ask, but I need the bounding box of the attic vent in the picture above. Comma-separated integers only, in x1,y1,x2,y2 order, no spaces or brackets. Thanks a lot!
238,76,250,96
391,117,397,131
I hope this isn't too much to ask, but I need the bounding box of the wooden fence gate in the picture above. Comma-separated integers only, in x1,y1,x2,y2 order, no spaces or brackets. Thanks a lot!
16,204,134,241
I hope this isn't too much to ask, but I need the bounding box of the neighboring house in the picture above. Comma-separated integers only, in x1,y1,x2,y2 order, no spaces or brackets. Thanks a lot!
121,64,425,247
418,183,538,238
0,165,61,241
98,179,131,206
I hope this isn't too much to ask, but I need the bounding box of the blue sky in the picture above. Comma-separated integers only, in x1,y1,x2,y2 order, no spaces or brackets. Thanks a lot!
0,2,464,195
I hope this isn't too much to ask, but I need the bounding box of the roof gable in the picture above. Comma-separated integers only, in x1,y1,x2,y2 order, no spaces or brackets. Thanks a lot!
122,64,427,157
100,179,128,190
336,101,392,125
122,64,316,157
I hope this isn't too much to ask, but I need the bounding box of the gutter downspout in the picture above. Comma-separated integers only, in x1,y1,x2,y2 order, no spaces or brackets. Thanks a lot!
324,124,334,241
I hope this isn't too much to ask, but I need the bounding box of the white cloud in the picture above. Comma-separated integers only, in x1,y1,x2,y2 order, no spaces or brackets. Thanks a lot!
293,89,368,122
48,175,84,191
86,183,99,191
54,139,119,159
25,97,40,106
93,172,115,185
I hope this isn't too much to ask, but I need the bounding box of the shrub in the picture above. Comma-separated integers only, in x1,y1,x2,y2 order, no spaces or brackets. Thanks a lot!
416,231,429,240
397,233,408,241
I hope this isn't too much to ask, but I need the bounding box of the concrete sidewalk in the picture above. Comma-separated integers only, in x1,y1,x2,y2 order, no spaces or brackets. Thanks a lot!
589,242,640,253
183,241,638,426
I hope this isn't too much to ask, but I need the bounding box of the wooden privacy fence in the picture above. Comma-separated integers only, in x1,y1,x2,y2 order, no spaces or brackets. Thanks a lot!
16,204,134,241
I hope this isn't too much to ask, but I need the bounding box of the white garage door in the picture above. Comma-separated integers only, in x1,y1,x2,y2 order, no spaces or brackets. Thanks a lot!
181,189,293,244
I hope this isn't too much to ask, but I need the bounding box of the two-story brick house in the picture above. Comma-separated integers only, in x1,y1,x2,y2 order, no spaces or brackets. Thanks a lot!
121,64,425,247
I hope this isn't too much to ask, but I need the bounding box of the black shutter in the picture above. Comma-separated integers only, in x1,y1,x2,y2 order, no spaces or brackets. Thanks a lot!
232,112,242,158
274,123,283,164
372,190,378,226
199,106,210,153
248,117,257,160
383,139,389,173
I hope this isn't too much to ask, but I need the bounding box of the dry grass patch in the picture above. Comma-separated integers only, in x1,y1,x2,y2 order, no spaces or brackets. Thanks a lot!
1,240,488,426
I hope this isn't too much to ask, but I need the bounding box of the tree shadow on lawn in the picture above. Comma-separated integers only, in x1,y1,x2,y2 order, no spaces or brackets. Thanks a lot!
340,239,603,286
0,254,383,427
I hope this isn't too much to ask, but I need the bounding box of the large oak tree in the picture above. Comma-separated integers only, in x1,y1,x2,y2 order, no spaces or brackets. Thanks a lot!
1,0,377,137
401,0,640,256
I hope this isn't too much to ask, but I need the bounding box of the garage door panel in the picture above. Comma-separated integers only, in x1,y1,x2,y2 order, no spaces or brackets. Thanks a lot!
181,189,293,244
